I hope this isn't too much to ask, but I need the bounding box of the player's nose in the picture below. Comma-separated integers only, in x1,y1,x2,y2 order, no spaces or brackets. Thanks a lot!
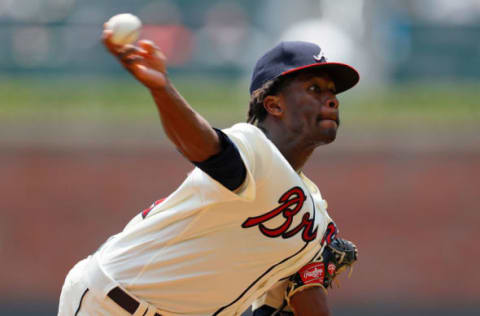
325,95,339,109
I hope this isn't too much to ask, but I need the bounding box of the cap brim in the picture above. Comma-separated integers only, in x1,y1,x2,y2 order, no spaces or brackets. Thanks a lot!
281,62,360,94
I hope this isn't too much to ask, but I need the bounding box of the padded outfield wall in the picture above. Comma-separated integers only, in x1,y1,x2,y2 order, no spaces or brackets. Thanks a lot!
1,126,478,315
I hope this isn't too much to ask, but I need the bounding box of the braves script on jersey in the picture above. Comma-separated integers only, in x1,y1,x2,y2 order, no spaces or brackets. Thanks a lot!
89,123,334,315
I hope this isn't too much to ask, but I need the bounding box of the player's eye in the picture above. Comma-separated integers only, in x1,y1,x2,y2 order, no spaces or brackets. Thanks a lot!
308,82,336,94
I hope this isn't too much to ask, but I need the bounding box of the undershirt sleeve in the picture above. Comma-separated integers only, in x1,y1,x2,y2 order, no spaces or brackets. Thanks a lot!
192,128,247,191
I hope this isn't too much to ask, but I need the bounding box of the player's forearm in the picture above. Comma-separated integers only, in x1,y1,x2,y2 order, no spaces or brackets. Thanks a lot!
290,287,331,316
150,82,220,162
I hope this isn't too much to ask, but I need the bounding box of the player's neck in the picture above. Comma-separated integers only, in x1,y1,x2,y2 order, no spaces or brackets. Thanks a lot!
259,123,315,172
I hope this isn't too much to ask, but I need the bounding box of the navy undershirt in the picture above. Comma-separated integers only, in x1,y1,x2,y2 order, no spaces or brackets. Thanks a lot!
252,305,292,316
192,129,247,191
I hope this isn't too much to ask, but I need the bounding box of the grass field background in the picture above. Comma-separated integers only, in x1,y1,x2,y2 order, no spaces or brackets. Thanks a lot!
1,74,479,126
1,74,478,154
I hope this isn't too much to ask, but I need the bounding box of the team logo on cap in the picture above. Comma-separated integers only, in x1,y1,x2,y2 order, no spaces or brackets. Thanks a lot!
313,50,327,63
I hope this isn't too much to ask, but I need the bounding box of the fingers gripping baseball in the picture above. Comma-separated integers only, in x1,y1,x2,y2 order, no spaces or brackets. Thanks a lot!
133,40,168,88
102,30,168,90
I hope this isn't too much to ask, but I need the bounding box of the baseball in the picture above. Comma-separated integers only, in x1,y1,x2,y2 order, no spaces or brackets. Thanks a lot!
105,13,142,46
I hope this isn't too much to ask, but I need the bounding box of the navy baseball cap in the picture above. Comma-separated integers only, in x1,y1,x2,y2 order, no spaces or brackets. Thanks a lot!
249,41,359,95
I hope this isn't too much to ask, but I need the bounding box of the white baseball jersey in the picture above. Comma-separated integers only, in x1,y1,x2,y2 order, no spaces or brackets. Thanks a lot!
96,122,334,315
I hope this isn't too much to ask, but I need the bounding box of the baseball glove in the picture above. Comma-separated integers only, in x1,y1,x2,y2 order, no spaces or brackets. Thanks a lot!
285,237,358,303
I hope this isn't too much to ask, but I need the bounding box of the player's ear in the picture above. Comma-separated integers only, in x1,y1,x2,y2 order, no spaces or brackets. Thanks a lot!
263,95,284,118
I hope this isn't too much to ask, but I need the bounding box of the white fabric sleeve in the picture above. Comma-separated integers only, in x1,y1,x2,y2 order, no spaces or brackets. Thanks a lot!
193,123,275,203
222,123,275,181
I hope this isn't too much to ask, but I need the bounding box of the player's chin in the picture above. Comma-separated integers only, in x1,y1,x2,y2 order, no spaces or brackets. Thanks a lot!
314,128,337,145
316,121,338,144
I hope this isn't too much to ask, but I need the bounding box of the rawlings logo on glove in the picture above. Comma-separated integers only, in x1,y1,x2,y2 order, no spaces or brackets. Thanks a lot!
299,262,326,285
285,236,358,304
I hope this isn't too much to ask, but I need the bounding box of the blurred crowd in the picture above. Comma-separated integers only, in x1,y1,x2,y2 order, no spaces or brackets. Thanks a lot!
0,0,479,85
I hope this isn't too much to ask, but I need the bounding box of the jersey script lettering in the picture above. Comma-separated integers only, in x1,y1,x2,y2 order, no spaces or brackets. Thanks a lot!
241,186,318,242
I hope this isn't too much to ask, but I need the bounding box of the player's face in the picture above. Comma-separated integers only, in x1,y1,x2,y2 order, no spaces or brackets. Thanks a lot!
278,71,340,146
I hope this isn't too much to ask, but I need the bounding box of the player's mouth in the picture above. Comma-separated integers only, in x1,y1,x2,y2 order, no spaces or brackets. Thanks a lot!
316,115,340,127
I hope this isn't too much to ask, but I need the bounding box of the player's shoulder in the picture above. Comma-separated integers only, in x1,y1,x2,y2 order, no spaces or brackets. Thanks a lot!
224,122,261,133
223,122,267,142
222,123,276,174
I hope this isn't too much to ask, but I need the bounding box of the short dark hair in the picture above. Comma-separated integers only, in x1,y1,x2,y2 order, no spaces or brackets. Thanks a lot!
246,74,294,124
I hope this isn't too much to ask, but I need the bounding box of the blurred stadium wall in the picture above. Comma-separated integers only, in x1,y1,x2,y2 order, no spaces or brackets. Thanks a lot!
0,0,479,315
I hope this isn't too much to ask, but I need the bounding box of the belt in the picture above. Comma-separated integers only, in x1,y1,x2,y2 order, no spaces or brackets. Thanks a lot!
85,254,163,316
107,286,162,316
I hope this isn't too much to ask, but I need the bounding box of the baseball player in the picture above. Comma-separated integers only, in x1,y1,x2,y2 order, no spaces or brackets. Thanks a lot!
58,31,359,316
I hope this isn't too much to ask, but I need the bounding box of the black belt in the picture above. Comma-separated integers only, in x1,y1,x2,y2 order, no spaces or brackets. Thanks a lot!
107,286,162,316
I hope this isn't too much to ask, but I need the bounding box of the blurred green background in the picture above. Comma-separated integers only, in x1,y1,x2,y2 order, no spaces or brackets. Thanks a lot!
0,0,479,315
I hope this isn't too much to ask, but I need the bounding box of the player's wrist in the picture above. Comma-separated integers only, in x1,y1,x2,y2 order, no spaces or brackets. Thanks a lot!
148,76,173,95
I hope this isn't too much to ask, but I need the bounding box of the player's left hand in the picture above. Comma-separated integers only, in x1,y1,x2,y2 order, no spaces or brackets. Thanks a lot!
285,237,358,305
102,29,169,90
322,237,358,285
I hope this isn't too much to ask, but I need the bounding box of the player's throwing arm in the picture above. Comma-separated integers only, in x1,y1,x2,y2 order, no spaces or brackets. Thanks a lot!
102,15,220,163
